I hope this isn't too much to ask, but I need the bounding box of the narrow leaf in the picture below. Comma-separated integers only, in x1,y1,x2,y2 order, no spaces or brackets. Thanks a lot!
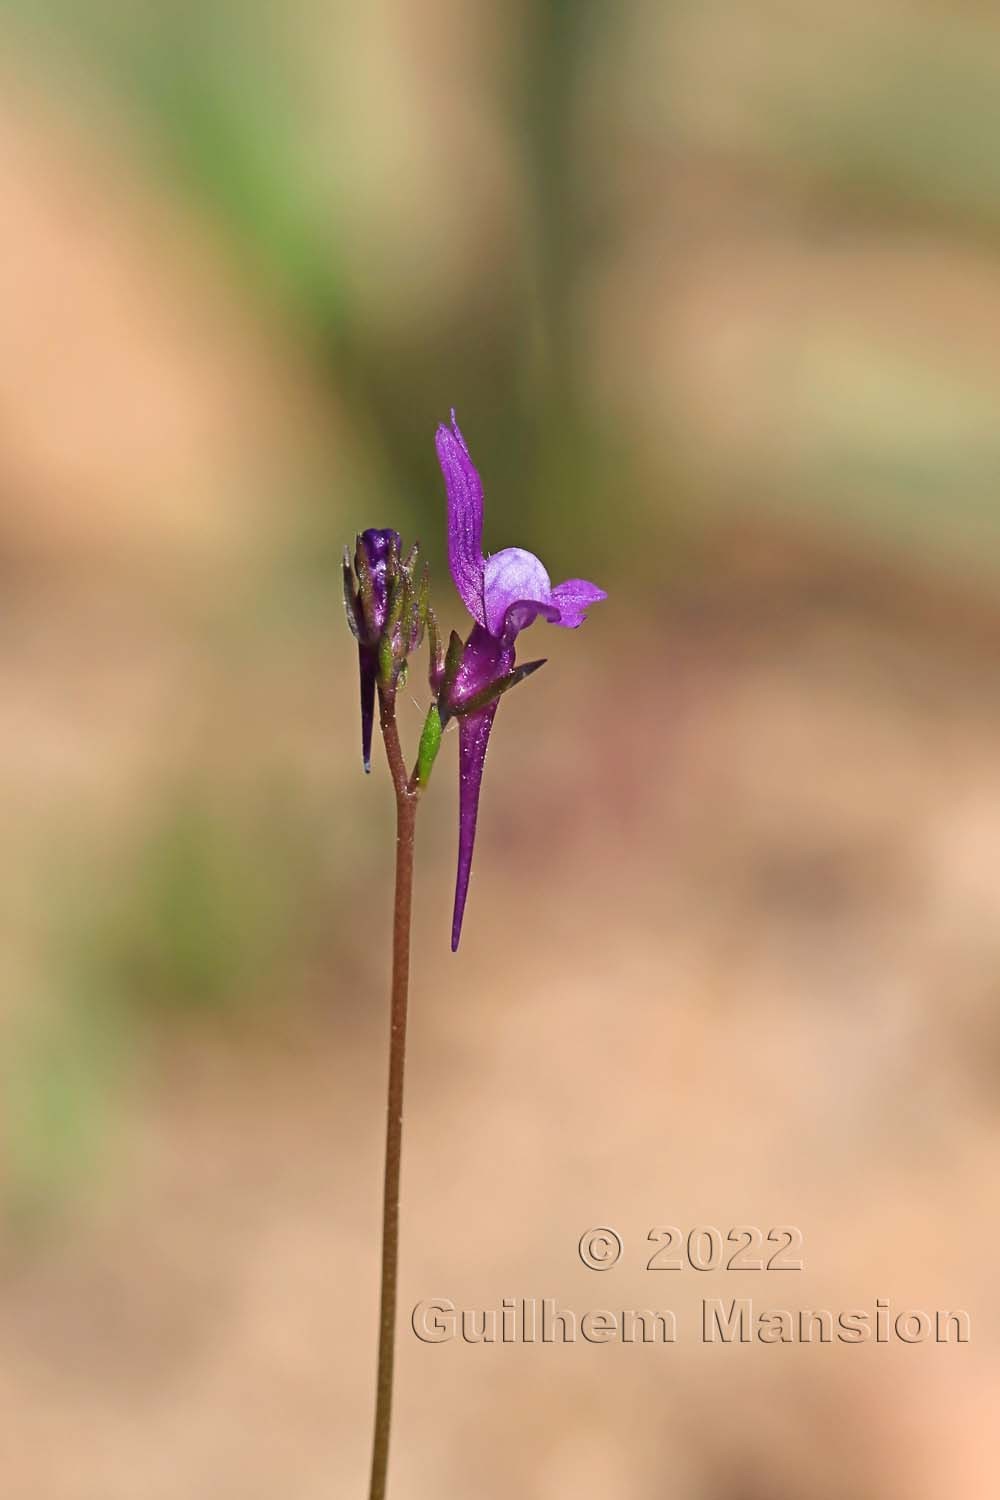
413,704,443,790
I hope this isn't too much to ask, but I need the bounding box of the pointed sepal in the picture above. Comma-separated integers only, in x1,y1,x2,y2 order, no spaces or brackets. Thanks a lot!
447,658,545,721
343,547,362,640
426,607,444,694
438,630,466,725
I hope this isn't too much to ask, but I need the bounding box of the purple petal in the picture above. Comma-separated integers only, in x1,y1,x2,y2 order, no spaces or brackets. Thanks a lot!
435,411,486,626
550,577,608,628
452,703,499,951
484,547,554,637
452,621,513,705
501,598,561,638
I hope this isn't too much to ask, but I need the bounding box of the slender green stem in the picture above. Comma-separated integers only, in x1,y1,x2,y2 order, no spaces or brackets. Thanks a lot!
369,689,419,1500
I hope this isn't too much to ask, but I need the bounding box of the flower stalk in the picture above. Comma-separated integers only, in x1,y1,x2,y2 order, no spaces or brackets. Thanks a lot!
368,684,419,1500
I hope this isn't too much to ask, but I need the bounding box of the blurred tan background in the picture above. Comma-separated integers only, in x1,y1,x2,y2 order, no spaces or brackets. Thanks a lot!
1,2,999,1496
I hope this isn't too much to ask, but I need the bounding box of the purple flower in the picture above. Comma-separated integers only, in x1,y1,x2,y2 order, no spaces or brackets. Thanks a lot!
435,411,606,950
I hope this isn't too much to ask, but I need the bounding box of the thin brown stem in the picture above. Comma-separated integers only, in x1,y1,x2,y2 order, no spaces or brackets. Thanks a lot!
369,689,419,1500
378,686,409,797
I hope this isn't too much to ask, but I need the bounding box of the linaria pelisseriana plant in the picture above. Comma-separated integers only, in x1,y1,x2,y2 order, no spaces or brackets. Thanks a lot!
345,412,605,1499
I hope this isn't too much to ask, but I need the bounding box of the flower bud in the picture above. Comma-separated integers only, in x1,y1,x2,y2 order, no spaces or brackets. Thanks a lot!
344,527,430,770
344,528,400,646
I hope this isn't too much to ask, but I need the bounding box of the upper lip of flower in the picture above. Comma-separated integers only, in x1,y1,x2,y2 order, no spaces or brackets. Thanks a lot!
435,409,607,643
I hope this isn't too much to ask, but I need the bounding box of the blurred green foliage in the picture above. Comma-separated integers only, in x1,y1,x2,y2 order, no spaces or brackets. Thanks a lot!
7,0,639,575
5,984,127,1231
6,0,1000,1235
763,33,1000,233
108,797,278,1014
4,779,359,1227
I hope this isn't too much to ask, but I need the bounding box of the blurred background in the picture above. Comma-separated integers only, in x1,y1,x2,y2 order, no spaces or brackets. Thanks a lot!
2,1,999,1495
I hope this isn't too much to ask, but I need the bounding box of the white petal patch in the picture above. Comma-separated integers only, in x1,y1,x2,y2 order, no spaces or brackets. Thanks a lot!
483,548,552,636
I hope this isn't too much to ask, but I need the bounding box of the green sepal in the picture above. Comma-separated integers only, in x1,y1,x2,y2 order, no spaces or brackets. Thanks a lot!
415,564,431,641
426,606,443,690
353,534,376,621
378,579,405,687
377,629,396,690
